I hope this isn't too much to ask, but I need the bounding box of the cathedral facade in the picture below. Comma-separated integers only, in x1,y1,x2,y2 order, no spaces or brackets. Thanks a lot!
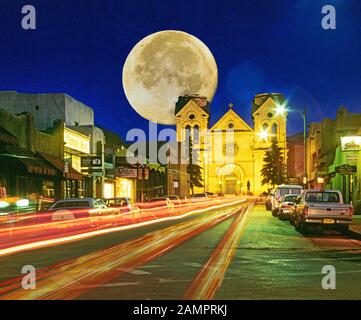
175,93,287,195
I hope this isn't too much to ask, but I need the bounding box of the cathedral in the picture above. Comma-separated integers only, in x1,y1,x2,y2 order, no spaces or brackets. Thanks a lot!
175,93,287,195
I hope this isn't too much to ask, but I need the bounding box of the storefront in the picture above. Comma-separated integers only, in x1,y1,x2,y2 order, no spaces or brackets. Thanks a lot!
63,127,90,198
0,143,61,206
39,152,85,199
115,177,135,198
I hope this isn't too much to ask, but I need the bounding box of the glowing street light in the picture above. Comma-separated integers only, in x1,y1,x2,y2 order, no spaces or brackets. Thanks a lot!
275,103,287,115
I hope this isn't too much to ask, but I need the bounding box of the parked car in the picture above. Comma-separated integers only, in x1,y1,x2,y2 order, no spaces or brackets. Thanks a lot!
271,184,303,216
104,197,137,211
104,197,140,222
265,190,274,211
46,198,118,223
277,194,299,220
292,190,353,233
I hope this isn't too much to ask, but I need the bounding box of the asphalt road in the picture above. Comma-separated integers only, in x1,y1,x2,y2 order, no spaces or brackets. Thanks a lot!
0,202,360,300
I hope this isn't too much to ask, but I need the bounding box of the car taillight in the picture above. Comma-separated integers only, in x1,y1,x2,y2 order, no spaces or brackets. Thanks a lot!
303,205,309,215
349,207,353,216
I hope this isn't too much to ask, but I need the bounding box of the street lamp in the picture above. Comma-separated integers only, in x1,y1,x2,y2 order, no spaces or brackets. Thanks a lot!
276,103,307,186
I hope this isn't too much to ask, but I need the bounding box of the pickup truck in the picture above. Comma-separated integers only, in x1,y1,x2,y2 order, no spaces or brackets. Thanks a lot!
292,190,353,233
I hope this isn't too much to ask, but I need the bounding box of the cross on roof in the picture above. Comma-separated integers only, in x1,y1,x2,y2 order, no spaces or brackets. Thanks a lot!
228,103,234,109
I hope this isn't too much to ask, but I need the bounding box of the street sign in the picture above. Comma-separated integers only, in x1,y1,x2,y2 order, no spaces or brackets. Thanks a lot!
115,166,137,178
81,156,102,167
335,164,357,175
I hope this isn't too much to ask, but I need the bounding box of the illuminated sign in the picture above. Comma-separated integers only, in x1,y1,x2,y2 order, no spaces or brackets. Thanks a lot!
64,128,90,154
116,166,138,178
81,156,102,167
341,136,361,152
335,164,357,175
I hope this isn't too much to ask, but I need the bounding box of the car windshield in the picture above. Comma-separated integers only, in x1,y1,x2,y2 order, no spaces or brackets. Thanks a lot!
283,195,298,202
52,200,90,209
305,192,340,203
106,198,128,206
279,188,301,196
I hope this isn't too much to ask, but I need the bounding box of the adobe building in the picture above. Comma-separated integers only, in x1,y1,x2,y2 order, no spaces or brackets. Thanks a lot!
306,106,361,208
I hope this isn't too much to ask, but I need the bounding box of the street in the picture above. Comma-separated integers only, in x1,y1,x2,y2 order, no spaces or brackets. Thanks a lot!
0,200,360,300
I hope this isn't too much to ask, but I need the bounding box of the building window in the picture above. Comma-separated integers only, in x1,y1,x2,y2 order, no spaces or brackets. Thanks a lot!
193,125,200,143
271,123,277,134
185,125,191,141
262,123,269,131
189,114,195,120
267,112,273,118
228,122,234,129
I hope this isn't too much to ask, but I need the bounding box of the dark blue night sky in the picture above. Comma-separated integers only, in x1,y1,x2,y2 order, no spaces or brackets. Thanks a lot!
0,0,360,140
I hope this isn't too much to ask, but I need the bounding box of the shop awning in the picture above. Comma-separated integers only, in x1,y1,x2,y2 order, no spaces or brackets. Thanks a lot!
38,152,84,181
0,127,19,145
0,145,58,177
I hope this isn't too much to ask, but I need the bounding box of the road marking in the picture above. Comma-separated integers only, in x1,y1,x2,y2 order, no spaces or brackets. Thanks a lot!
183,262,203,268
116,268,151,275
183,204,252,300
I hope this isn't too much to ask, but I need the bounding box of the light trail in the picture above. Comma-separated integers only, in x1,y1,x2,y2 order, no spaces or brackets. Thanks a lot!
0,204,245,300
0,198,245,257
183,204,253,300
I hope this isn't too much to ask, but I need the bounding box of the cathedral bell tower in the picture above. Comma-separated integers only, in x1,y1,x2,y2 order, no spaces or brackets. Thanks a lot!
252,93,287,149
175,95,210,193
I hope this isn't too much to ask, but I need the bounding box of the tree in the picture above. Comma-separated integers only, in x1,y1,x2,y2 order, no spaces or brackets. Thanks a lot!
186,137,203,195
261,138,287,187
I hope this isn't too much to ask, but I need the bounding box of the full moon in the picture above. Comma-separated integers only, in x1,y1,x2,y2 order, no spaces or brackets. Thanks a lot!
122,30,218,125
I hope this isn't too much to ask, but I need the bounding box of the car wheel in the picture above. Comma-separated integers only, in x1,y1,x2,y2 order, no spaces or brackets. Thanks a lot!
272,209,278,217
298,221,309,234
290,217,295,225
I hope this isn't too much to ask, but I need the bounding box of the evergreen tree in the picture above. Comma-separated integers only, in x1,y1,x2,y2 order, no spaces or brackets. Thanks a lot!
186,137,204,195
261,138,287,187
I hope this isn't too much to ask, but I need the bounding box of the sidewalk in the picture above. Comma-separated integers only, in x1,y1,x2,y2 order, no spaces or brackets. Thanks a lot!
349,215,361,239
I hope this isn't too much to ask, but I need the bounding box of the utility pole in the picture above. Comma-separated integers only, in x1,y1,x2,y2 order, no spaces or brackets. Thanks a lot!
302,107,307,187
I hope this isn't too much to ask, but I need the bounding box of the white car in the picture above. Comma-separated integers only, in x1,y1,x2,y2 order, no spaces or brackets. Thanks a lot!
271,184,303,216
292,190,353,233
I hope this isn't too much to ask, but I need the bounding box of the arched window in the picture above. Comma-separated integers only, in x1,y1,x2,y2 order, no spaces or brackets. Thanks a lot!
193,125,200,143
271,123,277,135
262,123,269,131
185,125,191,141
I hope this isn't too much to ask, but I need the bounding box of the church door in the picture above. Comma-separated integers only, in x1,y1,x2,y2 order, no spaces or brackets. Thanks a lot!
225,178,236,194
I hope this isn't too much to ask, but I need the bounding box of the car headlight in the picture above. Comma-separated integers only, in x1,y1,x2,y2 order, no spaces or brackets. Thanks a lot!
0,201,10,208
16,199,30,207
